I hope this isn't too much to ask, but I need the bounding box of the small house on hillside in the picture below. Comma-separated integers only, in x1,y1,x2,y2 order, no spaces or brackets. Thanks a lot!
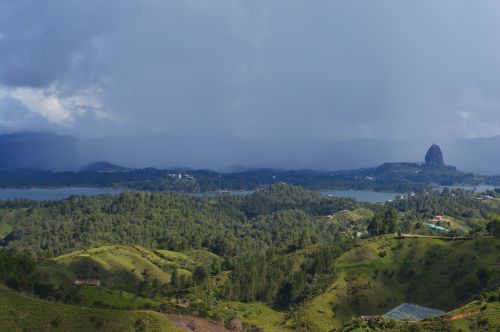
74,279,101,287
360,315,381,323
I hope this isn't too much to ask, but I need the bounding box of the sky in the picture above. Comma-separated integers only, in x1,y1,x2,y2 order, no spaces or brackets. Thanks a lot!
1,0,500,143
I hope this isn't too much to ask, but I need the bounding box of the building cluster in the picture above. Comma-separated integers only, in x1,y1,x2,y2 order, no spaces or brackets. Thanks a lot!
167,173,194,180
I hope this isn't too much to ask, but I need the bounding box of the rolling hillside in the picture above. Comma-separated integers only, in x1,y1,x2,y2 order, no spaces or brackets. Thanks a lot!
290,235,500,331
36,245,221,291
0,285,182,332
3,238,500,331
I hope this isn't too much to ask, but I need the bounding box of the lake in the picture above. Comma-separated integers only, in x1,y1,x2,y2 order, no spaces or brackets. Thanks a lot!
318,190,401,203
0,187,401,203
0,187,123,201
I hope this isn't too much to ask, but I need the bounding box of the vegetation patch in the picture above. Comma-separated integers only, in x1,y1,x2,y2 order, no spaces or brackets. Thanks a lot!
293,236,500,331
0,285,182,332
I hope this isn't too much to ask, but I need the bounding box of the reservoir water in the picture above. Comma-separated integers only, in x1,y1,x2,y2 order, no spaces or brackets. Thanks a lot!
0,187,400,203
10,185,495,203
0,187,123,201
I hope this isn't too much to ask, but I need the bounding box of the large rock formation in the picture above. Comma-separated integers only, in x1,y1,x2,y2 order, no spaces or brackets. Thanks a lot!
425,144,444,167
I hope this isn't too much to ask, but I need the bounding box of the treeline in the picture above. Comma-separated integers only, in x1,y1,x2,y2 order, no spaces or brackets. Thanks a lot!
0,250,82,303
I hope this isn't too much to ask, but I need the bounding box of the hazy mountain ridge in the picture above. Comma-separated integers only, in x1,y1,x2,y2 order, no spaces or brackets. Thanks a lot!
80,161,131,173
0,132,499,174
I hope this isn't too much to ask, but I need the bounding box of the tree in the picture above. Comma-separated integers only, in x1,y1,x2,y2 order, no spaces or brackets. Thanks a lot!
367,209,399,236
193,266,208,284
486,214,500,238
476,267,490,286
367,212,385,236
171,269,180,289
384,209,399,233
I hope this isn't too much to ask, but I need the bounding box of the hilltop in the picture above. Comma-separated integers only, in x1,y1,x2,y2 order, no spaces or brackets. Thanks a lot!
37,245,222,293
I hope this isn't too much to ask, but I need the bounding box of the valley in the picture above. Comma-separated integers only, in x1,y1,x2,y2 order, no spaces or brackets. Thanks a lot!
0,184,499,331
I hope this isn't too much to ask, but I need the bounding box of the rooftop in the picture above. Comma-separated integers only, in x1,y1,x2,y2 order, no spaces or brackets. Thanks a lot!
383,303,444,321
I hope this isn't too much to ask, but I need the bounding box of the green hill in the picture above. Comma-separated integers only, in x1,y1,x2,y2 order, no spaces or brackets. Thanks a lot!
0,220,12,240
37,245,219,291
292,235,500,331
0,285,182,332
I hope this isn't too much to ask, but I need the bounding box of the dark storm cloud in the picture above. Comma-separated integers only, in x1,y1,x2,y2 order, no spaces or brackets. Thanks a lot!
1,0,500,141
0,0,110,88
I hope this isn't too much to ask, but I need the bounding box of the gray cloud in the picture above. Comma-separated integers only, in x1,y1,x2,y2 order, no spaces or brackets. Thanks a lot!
1,0,500,143
0,94,59,133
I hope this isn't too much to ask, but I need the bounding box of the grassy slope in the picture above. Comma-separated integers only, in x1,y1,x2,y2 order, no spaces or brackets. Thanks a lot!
0,209,21,240
0,220,12,240
80,287,163,309
295,235,500,331
0,285,182,332
214,301,291,332
37,245,206,290
440,299,500,331
341,208,374,222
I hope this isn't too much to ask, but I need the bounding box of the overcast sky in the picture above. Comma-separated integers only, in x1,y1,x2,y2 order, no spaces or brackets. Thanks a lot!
1,0,500,142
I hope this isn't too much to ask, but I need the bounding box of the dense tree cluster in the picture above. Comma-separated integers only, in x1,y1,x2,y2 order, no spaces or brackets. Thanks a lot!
487,214,500,238
1,184,357,258
367,209,399,236
0,250,82,303
388,188,493,219
222,244,350,309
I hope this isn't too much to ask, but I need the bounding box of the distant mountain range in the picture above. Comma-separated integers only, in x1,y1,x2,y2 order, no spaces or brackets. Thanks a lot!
0,132,499,175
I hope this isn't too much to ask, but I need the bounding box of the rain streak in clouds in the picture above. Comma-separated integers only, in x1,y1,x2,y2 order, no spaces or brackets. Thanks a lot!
1,0,500,141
